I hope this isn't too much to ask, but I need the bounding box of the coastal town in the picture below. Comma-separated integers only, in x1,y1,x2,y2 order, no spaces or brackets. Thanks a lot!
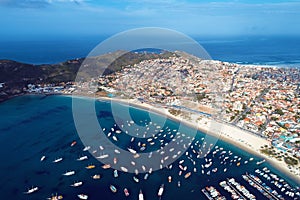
22,52,300,175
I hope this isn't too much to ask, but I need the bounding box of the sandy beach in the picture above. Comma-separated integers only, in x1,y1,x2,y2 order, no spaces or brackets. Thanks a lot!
96,96,300,184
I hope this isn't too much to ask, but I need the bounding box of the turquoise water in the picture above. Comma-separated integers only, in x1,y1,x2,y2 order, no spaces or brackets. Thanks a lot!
0,95,299,199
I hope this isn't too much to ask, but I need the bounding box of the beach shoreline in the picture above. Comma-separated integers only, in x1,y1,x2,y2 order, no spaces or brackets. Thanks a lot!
4,93,300,185
95,96,300,185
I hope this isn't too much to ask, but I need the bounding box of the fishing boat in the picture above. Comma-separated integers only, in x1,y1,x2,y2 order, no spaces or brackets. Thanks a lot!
178,181,181,187
168,176,172,182
63,171,75,176
47,193,63,200
70,181,83,187
77,156,88,161
92,174,101,179
249,157,254,161
110,185,117,193
139,190,144,200
53,157,63,163
124,188,130,196
113,157,117,164
158,184,164,197
24,186,39,194
40,156,46,162
86,164,96,169
77,194,88,199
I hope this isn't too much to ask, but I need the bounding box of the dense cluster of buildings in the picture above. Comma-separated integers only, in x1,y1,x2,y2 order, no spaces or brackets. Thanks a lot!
26,54,300,158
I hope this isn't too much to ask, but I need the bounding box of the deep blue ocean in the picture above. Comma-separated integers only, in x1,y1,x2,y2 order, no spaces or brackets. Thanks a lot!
0,95,299,200
0,36,300,67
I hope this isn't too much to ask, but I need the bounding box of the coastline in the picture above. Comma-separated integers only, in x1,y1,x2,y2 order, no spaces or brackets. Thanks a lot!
95,96,300,185
3,93,300,185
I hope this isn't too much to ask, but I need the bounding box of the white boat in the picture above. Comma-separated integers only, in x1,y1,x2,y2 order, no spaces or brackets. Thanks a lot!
40,156,46,162
256,159,266,165
63,171,75,176
133,176,139,183
121,166,128,172
127,147,137,154
83,146,91,151
144,173,149,180
70,181,83,187
139,190,144,200
158,184,164,197
97,154,109,159
53,157,63,163
112,136,118,141
78,194,88,199
24,186,39,194
77,156,88,161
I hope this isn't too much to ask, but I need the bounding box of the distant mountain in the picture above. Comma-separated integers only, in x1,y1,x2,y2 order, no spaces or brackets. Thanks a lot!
0,50,175,102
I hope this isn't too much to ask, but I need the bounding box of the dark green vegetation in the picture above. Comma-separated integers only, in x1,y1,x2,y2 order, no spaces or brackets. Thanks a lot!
0,50,174,102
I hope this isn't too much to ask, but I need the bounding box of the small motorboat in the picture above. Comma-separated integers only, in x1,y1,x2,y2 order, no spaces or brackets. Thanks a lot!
91,174,101,179
77,194,88,199
77,156,88,161
110,185,117,193
124,188,130,196
47,193,63,200
70,141,77,147
83,146,91,151
86,164,96,169
139,190,144,200
70,181,83,187
53,157,63,163
158,184,164,197
40,156,46,162
24,186,39,194
63,171,75,176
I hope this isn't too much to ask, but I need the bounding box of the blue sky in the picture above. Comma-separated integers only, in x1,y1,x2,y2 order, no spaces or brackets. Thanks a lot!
1,0,300,39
